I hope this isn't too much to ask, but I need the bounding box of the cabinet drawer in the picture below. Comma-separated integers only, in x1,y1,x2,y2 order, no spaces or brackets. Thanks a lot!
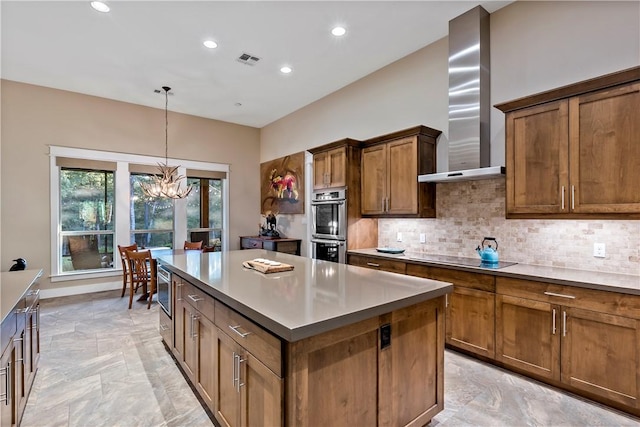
496,277,640,319
159,307,172,347
406,264,495,292
214,301,282,377
274,241,299,254
182,281,215,323
348,255,406,275
241,238,263,250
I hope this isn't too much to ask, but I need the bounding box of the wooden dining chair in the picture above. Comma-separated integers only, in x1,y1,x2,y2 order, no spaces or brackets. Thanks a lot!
117,243,137,298
126,250,157,309
184,240,203,250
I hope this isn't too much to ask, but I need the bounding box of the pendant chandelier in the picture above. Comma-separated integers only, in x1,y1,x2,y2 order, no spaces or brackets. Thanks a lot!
140,86,193,199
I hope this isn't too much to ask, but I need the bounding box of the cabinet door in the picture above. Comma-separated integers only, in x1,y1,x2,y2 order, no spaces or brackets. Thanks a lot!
173,278,185,361
327,147,347,188
196,313,217,413
242,353,283,427
506,100,569,215
561,306,639,408
569,83,640,214
181,303,198,381
495,295,560,381
312,151,328,190
216,330,242,427
361,144,387,215
387,137,418,214
379,298,444,426
446,286,495,359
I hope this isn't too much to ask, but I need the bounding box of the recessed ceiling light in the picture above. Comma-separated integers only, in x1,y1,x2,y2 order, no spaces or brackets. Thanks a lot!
90,1,110,13
331,26,346,37
203,40,218,49
280,66,292,74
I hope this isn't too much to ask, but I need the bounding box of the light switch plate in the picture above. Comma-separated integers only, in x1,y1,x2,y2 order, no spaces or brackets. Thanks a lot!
420,233,426,243
396,232,402,242
593,243,606,258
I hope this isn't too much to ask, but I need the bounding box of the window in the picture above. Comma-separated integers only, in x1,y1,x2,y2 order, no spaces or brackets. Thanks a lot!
50,146,229,279
130,174,174,249
59,166,115,272
186,176,223,251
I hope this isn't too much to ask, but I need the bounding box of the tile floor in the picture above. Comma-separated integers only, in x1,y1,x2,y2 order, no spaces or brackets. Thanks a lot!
21,290,640,427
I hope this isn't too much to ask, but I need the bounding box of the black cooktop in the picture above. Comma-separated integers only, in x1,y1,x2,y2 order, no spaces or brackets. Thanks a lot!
406,253,517,270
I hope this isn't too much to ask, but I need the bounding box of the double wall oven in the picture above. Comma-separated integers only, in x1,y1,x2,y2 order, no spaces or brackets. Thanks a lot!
311,188,347,263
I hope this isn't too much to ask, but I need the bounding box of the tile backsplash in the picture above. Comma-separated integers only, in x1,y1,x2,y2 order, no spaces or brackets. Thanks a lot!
378,179,640,276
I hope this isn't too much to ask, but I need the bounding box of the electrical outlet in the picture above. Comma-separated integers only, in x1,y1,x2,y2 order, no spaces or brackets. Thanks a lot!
419,233,426,243
396,232,402,242
593,243,606,258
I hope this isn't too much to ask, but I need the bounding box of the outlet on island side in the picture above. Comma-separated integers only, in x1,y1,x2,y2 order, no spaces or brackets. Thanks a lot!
396,232,402,242
420,233,426,244
593,242,606,258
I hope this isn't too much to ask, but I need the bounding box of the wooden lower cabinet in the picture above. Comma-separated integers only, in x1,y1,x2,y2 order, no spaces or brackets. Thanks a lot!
447,287,495,359
496,277,640,413
405,264,495,359
286,297,444,427
175,295,216,412
215,329,283,427
169,274,445,426
495,294,560,381
561,306,639,408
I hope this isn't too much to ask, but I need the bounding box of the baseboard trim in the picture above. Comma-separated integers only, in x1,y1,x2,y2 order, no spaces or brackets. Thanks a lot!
41,280,122,299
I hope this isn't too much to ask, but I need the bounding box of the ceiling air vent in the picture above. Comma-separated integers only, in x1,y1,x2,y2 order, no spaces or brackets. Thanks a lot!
237,53,260,66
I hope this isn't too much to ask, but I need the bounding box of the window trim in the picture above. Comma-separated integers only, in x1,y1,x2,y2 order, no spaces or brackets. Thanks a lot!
50,145,230,279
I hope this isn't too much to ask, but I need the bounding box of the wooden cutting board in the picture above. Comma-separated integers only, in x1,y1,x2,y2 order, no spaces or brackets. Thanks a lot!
242,259,294,274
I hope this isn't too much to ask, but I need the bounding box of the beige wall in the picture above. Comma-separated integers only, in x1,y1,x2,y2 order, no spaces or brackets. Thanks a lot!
260,1,640,274
1,80,260,291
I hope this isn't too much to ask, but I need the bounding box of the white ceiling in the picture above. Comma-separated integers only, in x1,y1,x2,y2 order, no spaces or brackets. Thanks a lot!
1,1,512,128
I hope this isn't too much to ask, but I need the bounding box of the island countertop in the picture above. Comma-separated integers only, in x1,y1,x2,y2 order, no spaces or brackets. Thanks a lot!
156,249,452,341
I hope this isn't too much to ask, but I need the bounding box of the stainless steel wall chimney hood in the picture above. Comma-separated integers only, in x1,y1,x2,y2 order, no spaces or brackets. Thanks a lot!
419,6,504,183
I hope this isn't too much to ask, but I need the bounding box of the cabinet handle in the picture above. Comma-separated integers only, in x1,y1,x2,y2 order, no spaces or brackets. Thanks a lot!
232,351,238,389
571,185,575,210
160,323,169,331
190,314,200,339
381,198,385,212
15,307,28,314
0,362,11,404
188,294,203,303
385,197,389,212
445,294,449,307
27,289,40,297
563,311,567,337
237,355,246,392
543,291,575,299
229,324,252,338
31,306,39,330
561,186,565,210
366,262,380,268
176,283,183,301
552,308,556,335
14,337,24,363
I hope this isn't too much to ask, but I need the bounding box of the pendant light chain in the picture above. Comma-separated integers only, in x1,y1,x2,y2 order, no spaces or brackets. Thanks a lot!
139,85,193,199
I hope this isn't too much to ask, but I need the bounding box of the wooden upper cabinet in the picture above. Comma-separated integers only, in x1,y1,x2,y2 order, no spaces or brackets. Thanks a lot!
361,144,387,215
570,83,640,214
506,100,569,215
360,126,440,218
496,66,640,219
312,147,347,190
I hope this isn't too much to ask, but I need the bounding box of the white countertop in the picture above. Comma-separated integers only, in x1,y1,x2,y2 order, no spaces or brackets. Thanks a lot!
156,249,452,341
349,249,640,295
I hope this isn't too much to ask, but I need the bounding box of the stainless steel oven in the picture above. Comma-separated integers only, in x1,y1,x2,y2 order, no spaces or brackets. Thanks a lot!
311,188,347,240
311,239,346,264
157,263,171,317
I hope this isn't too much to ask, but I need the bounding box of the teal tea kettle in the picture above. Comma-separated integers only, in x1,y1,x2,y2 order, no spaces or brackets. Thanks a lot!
476,237,499,264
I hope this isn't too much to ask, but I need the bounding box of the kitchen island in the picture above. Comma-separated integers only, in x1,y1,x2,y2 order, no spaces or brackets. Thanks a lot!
156,249,452,427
